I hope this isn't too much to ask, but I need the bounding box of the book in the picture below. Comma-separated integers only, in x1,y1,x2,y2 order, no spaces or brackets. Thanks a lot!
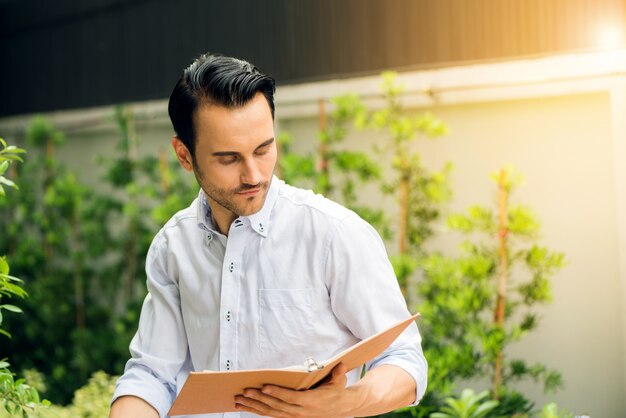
168,313,420,416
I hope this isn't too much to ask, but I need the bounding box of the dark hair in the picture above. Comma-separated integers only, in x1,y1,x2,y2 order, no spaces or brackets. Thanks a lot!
168,53,276,157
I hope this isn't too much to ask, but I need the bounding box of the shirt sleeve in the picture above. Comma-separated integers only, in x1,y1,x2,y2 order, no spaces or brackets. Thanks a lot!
111,233,190,418
325,214,428,405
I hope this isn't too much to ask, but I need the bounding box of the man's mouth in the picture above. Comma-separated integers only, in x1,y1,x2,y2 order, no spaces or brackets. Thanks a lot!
236,188,261,197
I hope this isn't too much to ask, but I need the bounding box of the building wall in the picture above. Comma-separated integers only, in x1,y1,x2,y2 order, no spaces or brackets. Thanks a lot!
2,0,626,116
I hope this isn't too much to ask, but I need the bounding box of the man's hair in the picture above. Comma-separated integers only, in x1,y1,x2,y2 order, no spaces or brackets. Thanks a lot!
168,53,276,158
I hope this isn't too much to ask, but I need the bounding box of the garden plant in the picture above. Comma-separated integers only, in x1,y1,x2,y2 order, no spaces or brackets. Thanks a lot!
0,137,47,417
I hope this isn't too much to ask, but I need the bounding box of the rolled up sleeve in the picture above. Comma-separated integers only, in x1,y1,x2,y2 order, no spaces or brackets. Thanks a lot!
112,233,190,417
326,214,428,404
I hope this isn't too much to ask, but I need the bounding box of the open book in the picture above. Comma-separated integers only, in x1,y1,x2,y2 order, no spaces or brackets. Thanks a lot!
168,313,420,416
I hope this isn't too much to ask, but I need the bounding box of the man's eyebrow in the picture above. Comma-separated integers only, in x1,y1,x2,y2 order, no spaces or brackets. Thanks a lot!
255,137,275,150
211,137,275,157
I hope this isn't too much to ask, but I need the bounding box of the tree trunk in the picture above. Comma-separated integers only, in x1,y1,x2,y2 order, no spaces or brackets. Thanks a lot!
399,172,409,256
71,193,85,330
43,138,55,272
318,99,330,195
493,168,509,399
159,147,170,195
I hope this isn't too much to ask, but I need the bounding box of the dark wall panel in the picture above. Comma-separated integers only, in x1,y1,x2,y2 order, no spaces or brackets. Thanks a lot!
1,0,625,116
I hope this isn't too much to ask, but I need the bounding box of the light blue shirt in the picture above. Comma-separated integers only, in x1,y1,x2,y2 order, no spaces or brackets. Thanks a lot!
112,177,427,417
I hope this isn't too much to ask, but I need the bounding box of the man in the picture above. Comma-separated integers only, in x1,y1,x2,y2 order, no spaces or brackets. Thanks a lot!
110,53,427,418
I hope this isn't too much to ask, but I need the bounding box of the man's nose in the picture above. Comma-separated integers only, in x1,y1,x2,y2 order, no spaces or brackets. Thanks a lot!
240,158,262,185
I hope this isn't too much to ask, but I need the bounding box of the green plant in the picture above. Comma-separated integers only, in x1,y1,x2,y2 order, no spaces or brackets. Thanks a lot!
0,111,197,403
277,94,389,235
0,360,46,418
0,137,24,197
0,118,109,402
417,167,565,408
537,402,573,418
0,137,47,417
430,389,499,418
34,371,117,418
360,71,451,300
488,388,534,417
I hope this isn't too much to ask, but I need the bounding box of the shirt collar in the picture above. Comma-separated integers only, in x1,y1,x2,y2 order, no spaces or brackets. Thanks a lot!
246,175,281,237
196,175,281,238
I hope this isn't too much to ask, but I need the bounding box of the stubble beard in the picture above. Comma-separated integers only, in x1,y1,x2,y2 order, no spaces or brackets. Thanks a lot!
192,163,271,217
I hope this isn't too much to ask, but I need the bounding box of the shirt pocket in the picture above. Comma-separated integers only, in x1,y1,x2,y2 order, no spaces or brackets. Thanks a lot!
258,288,319,353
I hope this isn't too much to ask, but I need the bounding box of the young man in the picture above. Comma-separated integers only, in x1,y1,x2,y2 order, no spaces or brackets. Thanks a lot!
109,53,427,418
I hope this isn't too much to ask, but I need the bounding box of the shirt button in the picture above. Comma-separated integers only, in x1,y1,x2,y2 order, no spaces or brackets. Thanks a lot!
228,262,234,272
226,311,232,322
259,223,264,232
226,360,231,370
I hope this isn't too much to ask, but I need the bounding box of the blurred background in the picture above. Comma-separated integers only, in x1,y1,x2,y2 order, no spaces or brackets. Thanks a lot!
0,1,625,417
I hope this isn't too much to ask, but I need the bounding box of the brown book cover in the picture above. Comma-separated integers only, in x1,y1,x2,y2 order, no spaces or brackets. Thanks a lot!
168,313,420,416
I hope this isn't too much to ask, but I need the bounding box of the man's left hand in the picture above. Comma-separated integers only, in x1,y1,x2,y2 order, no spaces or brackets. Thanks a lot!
234,363,354,418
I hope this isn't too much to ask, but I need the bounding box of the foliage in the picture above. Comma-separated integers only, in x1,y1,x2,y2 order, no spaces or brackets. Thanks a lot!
0,138,47,417
276,131,316,188
0,138,25,197
536,402,573,418
416,167,565,412
359,71,451,297
0,371,117,418
278,93,390,236
430,389,499,418
33,371,117,418
0,112,197,404
487,388,535,417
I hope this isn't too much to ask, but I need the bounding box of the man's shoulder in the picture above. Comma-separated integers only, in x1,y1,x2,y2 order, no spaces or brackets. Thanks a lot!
162,197,199,230
151,195,200,247
276,181,355,222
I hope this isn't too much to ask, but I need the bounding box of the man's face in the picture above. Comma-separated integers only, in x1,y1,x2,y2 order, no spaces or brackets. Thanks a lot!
175,93,277,226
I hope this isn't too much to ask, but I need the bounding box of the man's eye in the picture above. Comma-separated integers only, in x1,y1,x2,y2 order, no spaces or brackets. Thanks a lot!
255,146,270,156
219,156,238,164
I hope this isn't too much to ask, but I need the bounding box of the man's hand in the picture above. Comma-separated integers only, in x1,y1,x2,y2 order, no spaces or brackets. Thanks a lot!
234,363,354,418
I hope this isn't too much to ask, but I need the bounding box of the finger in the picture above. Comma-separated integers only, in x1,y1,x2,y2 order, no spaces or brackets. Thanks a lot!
331,363,348,379
235,394,288,417
326,363,348,386
242,388,302,415
260,385,302,405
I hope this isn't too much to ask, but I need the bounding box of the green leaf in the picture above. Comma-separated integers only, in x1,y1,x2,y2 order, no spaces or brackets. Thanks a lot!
0,257,8,276
0,176,16,188
0,305,22,313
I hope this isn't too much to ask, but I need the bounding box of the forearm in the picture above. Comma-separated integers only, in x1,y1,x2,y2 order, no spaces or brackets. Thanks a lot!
344,364,417,417
109,395,159,418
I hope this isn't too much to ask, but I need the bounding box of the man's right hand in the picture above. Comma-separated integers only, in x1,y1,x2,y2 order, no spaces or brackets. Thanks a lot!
109,395,159,418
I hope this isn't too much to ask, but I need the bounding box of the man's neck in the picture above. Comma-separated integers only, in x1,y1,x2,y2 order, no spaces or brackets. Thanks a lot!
211,210,236,236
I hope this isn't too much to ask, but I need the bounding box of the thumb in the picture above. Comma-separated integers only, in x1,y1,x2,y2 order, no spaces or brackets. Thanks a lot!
329,363,348,383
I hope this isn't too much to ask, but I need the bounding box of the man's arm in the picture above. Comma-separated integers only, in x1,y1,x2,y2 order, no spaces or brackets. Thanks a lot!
109,395,159,418
235,363,416,418
109,233,189,417
325,214,428,405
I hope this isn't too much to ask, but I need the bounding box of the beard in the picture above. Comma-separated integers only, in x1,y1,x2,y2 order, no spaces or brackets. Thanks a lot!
192,162,271,217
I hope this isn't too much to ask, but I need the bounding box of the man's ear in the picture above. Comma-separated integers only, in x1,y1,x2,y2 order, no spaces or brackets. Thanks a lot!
172,137,194,172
